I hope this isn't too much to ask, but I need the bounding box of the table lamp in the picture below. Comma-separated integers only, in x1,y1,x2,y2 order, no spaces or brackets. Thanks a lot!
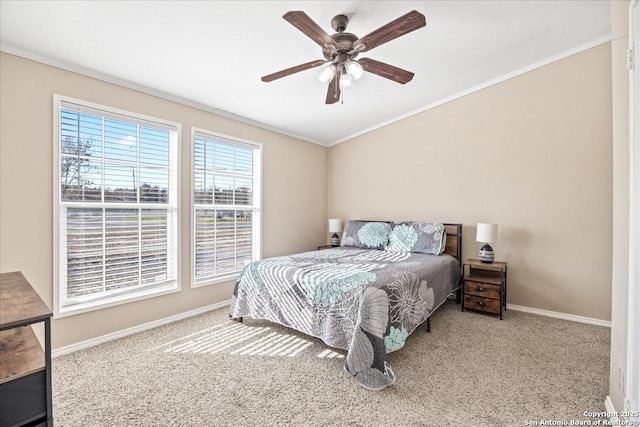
329,219,343,246
476,223,498,263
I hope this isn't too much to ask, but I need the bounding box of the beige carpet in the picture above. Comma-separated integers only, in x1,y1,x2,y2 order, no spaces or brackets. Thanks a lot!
52,301,610,426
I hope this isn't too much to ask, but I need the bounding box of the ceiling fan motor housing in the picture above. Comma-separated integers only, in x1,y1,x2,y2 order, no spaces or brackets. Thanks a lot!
322,15,359,62
323,32,359,61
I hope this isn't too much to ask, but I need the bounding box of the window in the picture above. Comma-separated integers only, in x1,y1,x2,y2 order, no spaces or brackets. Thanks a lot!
54,96,179,317
192,129,261,286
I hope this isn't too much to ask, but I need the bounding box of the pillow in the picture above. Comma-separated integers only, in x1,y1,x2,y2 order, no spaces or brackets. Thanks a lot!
387,222,445,255
340,220,391,249
439,231,447,255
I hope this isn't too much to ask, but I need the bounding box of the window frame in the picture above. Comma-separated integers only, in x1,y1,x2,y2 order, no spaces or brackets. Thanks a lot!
190,127,262,288
53,94,181,318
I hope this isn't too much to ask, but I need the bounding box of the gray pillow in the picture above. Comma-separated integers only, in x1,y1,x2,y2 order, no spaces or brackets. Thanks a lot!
340,221,390,249
387,222,445,255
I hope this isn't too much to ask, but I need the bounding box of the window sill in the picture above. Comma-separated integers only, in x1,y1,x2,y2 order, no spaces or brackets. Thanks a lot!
191,273,239,289
54,281,179,319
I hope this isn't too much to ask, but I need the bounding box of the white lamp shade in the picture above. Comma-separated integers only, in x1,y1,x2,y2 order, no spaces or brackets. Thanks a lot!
476,223,498,243
329,219,343,233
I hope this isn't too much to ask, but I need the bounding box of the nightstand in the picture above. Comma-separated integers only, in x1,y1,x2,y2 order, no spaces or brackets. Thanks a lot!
462,259,508,319
317,245,337,250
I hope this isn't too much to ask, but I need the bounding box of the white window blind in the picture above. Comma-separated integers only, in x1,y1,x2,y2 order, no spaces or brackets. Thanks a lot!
55,97,179,315
192,130,261,285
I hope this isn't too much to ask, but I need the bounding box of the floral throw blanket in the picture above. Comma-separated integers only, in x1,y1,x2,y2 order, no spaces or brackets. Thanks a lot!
229,247,461,390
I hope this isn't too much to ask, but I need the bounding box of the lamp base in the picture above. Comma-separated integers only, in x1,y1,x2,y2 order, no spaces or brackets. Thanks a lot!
331,233,340,246
478,244,495,263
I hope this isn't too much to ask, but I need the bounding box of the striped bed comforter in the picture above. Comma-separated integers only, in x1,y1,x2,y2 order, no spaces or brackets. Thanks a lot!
229,247,462,390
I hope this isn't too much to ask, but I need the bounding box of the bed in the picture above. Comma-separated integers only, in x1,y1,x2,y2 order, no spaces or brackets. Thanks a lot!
229,221,463,390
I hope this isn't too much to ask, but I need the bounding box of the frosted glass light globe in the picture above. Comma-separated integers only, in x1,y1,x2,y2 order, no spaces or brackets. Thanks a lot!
317,63,337,84
339,73,353,90
345,60,363,80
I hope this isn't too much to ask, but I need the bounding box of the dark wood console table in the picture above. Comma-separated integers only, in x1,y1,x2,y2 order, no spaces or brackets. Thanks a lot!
0,272,53,427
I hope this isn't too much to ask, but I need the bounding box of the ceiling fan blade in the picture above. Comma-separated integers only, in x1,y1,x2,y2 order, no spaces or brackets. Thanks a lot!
353,10,426,53
358,58,414,84
283,11,339,50
326,74,341,104
261,60,326,82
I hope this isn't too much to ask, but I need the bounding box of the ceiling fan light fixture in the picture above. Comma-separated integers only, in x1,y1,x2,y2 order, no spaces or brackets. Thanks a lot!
262,10,426,104
345,60,363,80
339,73,353,90
317,63,337,84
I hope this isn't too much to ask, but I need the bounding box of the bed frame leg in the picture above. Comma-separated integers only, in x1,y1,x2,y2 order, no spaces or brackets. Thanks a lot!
229,314,243,323
456,287,462,304
425,317,431,333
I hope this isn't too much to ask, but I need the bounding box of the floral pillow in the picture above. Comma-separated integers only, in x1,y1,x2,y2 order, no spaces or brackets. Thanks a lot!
340,220,391,250
386,222,445,255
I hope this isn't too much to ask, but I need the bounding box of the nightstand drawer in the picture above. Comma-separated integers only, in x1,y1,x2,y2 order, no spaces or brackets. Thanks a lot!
463,295,501,314
464,281,501,300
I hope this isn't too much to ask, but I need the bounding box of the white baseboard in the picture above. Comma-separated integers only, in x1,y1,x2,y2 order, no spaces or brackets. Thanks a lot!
605,396,621,423
52,299,232,357
507,304,611,327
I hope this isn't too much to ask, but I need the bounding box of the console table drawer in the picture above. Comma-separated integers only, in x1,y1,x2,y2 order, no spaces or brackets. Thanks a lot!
0,370,47,426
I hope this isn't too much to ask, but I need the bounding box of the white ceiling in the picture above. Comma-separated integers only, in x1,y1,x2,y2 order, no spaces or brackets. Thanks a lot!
0,1,610,146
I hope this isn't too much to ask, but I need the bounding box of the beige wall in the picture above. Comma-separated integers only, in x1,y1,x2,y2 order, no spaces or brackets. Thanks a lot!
329,44,613,321
609,0,630,412
0,52,328,349
0,39,616,348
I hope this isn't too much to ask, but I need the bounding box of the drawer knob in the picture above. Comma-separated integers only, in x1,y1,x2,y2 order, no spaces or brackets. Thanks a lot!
477,287,485,292
477,301,485,306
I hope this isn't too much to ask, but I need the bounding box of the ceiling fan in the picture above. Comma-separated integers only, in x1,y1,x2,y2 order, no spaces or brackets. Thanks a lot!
261,10,426,104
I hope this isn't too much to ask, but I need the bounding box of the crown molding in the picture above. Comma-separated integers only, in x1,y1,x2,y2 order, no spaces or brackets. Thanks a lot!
2,35,612,149
0,42,328,147
327,35,613,147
